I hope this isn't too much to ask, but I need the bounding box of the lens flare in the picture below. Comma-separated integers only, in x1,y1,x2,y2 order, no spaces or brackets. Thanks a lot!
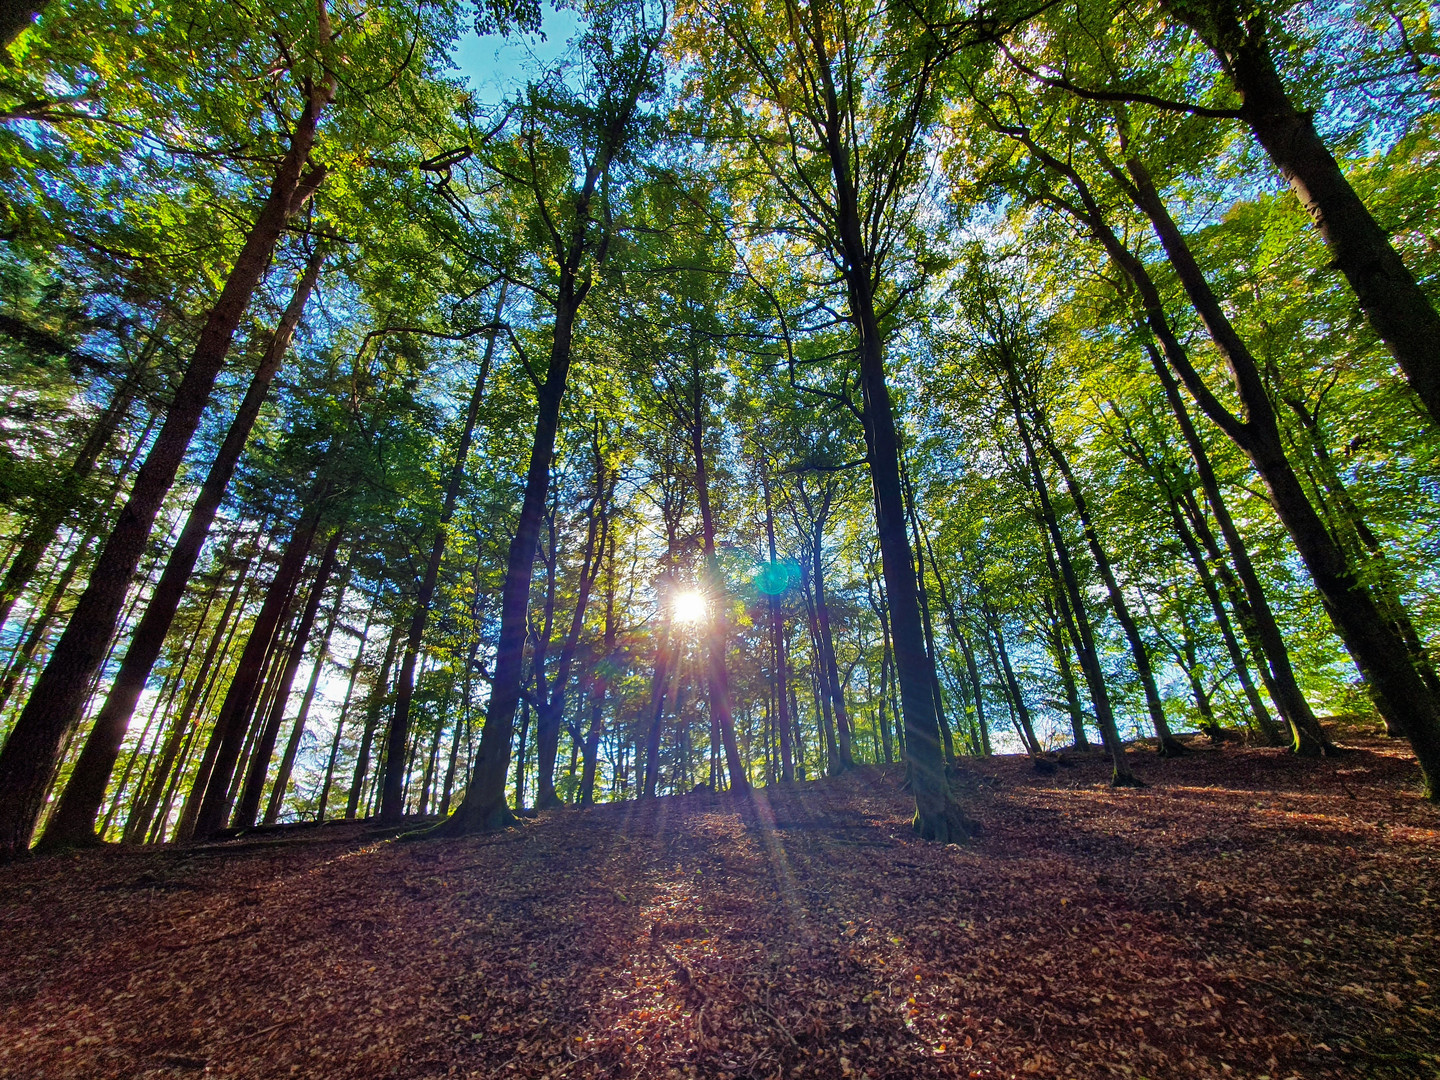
672,589,708,625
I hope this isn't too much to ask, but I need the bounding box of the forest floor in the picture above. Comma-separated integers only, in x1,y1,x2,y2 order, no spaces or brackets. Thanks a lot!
1,735,1438,1080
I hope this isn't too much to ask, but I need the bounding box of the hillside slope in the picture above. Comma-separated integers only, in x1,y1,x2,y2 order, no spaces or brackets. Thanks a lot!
1,740,1436,1079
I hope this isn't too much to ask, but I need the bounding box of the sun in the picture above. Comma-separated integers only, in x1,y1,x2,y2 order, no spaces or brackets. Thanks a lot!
672,589,708,625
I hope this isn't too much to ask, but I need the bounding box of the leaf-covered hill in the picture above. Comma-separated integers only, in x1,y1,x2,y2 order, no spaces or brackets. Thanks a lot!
2,739,1436,1080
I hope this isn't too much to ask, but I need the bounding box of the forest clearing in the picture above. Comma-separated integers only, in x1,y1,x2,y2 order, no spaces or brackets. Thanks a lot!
2,736,1437,1080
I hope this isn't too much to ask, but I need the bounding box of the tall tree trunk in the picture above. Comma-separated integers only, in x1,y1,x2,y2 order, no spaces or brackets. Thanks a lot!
379,291,502,822
1135,438,1281,744
810,533,853,772
1283,392,1440,700
899,451,957,761
1168,2,1440,426
916,543,986,756
316,605,371,822
124,545,253,843
0,341,156,629
1042,592,1090,749
190,503,324,839
761,474,793,781
38,252,325,848
688,376,748,793
828,159,970,838
1144,342,1316,749
534,440,609,810
801,563,837,774
642,606,674,799
438,281,586,834
1034,416,1185,756
99,552,227,839
0,408,159,714
263,541,351,825
0,85,331,859
1007,124,1335,754
580,529,617,807
513,697,531,811
1107,151,1440,787
172,536,276,842
986,606,1041,756
1015,403,1137,785
346,621,403,820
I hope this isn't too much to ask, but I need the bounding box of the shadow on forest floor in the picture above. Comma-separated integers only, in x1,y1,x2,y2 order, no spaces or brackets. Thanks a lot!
1,735,1437,1079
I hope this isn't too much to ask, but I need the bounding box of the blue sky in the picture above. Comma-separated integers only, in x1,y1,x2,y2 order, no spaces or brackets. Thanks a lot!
449,3,586,105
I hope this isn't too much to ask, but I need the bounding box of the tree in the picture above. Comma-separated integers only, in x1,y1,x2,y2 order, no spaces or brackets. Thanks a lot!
436,0,665,834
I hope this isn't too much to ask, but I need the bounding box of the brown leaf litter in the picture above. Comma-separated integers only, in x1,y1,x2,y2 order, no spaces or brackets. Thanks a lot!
1,736,1437,1079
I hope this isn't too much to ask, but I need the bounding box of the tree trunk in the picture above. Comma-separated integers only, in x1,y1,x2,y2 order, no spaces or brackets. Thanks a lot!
124,545,253,843
317,604,372,822
263,542,351,825
761,473,794,781
38,252,326,848
379,291,503,822
810,533,853,772
1008,125,1335,754
801,565,837,774
1035,418,1185,756
172,537,276,842
688,376,748,793
1143,343,1313,749
1170,2,1440,427
0,408,159,714
190,504,324,839
1111,153,1440,789
1043,592,1090,749
533,441,609,810
437,284,585,834
1016,403,1137,785
0,341,155,629
346,621,403,820
580,530,617,807
986,605,1041,756
1133,436,1281,744
0,92,330,859
514,697,531,811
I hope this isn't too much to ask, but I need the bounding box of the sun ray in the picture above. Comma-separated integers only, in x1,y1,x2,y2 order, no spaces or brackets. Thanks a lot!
672,589,708,625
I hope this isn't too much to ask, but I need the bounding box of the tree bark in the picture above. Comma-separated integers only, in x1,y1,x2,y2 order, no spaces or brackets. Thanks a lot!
436,290,584,833
1109,154,1440,788
0,408,159,714
38,251,325,848
985,603,1042,755
533,440,609,809
688,372,748,793
1143,343,1315,749
761,473,793,781
579,529,617,807
0,341,155,630
1168,2,1440,427
0,84,330,859
1013,129,1345,755
346,621,403,820
1035,416,1185,756
379,290,503,822
261,536,350,825
189,504,324,839
1021,423,1138,784
809,530,853,773
1042,591,1090,749
124,545,253,843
